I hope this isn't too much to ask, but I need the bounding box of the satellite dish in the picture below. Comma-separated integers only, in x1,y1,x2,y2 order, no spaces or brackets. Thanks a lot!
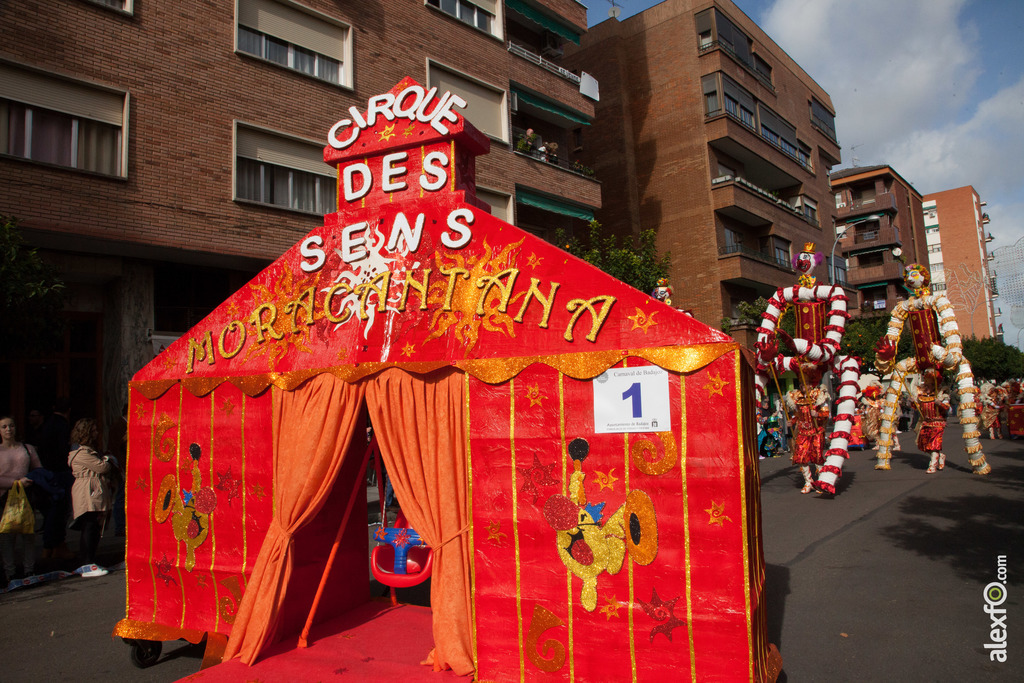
609,6,621,18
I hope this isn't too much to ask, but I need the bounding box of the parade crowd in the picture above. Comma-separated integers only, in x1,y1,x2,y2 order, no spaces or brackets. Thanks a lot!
0,398,125,588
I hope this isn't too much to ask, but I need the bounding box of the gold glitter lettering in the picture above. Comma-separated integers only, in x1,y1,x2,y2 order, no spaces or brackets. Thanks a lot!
186,331,215,374
323,282,354,323
283,286,316,333
398,269,432,312
564,296,616,342
475,268,519,315
248,303,284,344
354,271,392,320
441,267,470,311
217,321,246,359
513,278,560,328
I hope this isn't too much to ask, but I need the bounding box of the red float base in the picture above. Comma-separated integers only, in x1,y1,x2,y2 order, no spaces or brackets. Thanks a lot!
182,601,462,682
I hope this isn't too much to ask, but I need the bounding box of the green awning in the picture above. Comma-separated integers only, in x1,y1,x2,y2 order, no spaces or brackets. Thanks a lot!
516,188,595,221
506,0,581,45
855,281,891,290
513,88,590,126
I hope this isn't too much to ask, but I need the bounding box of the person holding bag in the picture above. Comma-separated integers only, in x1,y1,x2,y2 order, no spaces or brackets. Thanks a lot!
1,415,43,581
68,418,116,578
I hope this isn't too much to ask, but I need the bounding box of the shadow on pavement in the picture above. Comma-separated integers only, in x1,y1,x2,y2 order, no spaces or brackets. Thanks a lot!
880,493,1024,585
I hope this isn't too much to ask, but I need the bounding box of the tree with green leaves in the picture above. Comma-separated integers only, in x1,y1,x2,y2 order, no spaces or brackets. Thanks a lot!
1,215,66,357
556,220,671,295
962,336,1024,382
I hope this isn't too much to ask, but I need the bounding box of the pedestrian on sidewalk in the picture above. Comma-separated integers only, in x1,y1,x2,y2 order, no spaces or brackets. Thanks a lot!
68,418,117,577
0,415,43,580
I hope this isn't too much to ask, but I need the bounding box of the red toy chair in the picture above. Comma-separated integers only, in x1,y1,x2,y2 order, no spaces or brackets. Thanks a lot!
371,512,433,604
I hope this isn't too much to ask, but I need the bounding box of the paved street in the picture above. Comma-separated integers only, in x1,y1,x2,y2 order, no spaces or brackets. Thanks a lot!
1,427,1020,682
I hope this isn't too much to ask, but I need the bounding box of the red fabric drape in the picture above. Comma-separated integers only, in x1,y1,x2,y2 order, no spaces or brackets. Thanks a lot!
223,375,366,664
366,368,474,676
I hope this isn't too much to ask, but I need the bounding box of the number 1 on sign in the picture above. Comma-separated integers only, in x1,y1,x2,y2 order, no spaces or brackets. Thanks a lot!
622,382,642,418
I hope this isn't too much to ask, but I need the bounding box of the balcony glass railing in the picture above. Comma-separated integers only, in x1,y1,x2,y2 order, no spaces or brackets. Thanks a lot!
507,42,581,85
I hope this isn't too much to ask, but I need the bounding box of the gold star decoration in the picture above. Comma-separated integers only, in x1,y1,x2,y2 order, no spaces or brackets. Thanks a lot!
402,124,416,137
598,594,621,620
220,396,235,416
703,372,728,397
526,252,543,269
627,308,659,334
377,123,396,142
705,500,731,526
486,520,507,545
161,353,177,371
135,403,147,421
196,574,208,588
401,342,416,358
593,468,618,491
135,476,148,491
525,384,546,407
252,483,267,500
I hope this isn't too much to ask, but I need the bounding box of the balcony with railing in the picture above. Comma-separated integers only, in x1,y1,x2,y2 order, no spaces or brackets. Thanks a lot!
705,109,813,175
847,260,903,286
698,40,775,93
508,42,581,86
836,192,897,220
711,175,819,228
838,224,901,252
511,126,596,179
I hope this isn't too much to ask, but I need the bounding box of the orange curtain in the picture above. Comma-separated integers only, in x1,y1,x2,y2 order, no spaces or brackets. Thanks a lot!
366,368,474,676
223,374,366,664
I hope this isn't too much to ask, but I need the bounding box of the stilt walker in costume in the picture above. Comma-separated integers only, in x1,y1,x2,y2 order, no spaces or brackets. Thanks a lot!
754,242,861,495
910,370,950,473
785,376,831,493
872,263,990,474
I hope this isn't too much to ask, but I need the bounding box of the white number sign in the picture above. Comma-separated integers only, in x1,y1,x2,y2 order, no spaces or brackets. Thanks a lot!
593,366,671,433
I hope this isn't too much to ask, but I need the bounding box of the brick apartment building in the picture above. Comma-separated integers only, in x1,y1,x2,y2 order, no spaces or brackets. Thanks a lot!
563,0,841,343
922,186,998,339
830,164,928,318
0,0,601,435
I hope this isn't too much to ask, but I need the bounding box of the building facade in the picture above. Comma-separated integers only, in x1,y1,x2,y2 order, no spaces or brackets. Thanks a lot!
830,165,928,317
0,0,601,435
991,237,1024,348
922,186,998,339
564,0,841,343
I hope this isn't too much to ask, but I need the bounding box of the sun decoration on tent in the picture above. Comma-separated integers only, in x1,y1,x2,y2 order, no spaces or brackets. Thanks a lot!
599,594,621,620
527,252,543,268
400,342,416,357
240,268,321,370
627,307,659,334
702,372,728,397
525,384,546,407
425,238,524,353
705,500,731,526
593,468,618,491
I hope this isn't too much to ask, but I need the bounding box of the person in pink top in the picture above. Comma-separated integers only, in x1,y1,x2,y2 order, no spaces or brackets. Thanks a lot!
1,415,43,580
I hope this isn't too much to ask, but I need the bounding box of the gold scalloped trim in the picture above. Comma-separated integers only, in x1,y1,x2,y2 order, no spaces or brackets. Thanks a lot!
962,430,981,440
130,342,739,399
111,618,210,644
966,443,984,455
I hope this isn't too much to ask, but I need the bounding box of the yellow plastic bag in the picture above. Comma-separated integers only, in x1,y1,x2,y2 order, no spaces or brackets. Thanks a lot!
0,481,35,534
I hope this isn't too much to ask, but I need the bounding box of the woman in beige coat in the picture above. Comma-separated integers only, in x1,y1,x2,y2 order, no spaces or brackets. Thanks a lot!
68,418,116,577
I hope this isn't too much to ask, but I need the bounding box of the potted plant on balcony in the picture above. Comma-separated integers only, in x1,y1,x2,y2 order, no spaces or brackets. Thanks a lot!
516,129,539,154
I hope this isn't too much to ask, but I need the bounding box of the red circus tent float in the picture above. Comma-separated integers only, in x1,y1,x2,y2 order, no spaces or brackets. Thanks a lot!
113,78,780,682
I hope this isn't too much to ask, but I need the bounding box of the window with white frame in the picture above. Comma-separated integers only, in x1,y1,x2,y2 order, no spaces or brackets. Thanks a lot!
0,61,126,176
237,0,351,87
87,0,132,11
235,124,336,215
426,0,498,37
476,187,511,223
428,63,506,141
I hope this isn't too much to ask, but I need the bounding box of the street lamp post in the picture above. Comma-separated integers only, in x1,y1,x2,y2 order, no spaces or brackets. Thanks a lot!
830,213,885,285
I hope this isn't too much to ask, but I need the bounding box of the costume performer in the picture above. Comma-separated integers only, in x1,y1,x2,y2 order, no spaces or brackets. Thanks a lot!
858,375,884,449
911,371,950,473
650,278,673,306
872,264,990,474
785,379,830,493
755,242,861,495
979,382,1006,439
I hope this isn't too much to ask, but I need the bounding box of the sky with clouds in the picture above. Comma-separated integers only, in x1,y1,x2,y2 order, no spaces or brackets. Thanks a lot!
583,0,1024,343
